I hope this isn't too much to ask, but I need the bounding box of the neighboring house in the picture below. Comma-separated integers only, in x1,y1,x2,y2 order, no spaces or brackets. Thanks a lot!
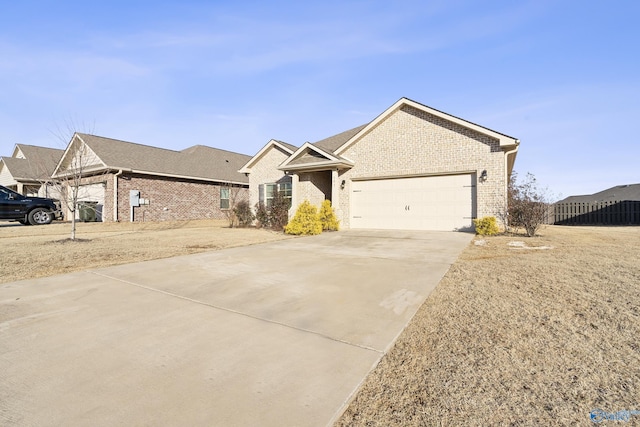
240,97,520,231
557,184,640,204
554,184,640,225
0,144,64,197
52,133,250,222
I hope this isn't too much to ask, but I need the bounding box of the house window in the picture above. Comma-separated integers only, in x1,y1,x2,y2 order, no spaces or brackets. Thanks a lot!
220,187,230,209
265,182,292,208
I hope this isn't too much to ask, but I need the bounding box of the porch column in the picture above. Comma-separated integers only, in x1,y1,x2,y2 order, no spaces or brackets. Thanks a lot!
290,173,299,218
331,169,342,218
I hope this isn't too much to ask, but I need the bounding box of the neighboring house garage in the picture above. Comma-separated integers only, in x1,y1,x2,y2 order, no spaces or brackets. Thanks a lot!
77,183,106,221
241,97,519,232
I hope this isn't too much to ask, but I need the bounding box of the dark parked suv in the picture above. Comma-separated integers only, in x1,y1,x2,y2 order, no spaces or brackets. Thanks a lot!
0,184,63,225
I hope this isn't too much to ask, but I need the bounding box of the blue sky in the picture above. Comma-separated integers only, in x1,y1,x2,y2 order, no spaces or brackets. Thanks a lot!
1,0,638,199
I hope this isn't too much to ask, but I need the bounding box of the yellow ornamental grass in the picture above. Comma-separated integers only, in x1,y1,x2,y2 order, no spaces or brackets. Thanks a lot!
284,200,323,235
318,200,339,231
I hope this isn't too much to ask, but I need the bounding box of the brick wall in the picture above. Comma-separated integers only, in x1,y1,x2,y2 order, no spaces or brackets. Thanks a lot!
113,173,248,222
337,105,508,228
297,171,332,207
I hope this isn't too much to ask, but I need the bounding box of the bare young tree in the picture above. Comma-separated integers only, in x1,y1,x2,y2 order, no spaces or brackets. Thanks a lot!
49,120,101,240
508,171,553,237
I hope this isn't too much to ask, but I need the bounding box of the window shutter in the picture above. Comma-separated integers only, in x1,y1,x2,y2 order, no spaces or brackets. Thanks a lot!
258,184,264,204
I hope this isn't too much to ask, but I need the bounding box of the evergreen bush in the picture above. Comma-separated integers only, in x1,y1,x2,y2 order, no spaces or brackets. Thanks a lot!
284,200,322,235
318,199,339,231
473,216,500,236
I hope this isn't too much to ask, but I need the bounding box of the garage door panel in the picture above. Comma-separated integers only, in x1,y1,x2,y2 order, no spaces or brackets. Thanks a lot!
77,183,105,222
351,175,475,231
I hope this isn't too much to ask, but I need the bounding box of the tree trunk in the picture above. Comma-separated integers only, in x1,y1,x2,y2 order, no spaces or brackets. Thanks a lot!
70,208,76,240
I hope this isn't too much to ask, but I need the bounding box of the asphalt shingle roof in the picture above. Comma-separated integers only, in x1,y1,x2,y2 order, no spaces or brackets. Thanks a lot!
1,145,64,180
274,140,298,153
559,184,640,203
311,124,368,154
76,134,251,184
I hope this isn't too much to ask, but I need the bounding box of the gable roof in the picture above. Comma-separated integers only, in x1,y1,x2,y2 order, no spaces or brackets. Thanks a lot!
278,142,354,172
0,157,37,180
238,139,297,174
1,144,64,181
242,96,520,175
334,97,519,155
53,133,251,184
559,184,640,203
281,97,519,172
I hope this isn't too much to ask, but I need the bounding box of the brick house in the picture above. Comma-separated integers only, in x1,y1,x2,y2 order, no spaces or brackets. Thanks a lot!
52,133,250,222
240,97,520,231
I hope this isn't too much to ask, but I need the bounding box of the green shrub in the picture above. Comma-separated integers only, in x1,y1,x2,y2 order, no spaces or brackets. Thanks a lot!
473,216,500,236
318,199,339,231
254,202,269,228
233,200,254,227
284,200,322,235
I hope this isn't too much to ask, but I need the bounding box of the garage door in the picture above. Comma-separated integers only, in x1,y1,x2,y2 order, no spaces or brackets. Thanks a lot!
77,183,105,221
350,174,475,231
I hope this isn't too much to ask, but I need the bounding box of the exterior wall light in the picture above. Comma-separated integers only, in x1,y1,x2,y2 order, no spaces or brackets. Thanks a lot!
340,180,346,189
480,170,488,181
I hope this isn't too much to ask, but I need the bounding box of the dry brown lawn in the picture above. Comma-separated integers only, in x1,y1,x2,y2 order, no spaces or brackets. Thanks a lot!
0,219,292,284
337,226,640,426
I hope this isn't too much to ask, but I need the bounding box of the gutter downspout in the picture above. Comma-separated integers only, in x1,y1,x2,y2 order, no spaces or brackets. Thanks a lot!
113,169,123,222
504,142,520,229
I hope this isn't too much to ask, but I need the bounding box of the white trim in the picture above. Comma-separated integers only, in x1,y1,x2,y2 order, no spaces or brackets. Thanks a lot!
278,142,353,171
11,145,23,158
350,170,479,182
56,167,249,187
279,160,354,173
52,133,107,177
334,98,520,155
238,139,295,173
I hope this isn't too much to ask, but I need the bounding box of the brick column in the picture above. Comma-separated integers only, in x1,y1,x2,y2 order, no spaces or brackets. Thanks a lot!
331,169,342,218
290,173,299,218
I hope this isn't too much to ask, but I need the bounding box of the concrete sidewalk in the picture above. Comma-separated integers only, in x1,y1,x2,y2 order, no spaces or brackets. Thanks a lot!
0,230,472,426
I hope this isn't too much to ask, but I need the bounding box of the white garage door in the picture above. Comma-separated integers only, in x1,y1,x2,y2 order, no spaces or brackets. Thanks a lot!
77,183,105,221
351,174,475,231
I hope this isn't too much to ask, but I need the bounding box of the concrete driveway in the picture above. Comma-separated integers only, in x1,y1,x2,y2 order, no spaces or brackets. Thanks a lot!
0,229,472,426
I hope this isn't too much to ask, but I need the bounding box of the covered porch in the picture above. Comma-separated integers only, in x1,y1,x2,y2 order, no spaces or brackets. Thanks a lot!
277,139,355,220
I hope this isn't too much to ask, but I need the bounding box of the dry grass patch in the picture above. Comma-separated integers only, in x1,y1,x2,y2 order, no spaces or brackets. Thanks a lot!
0,220,292,284
337,226,640,426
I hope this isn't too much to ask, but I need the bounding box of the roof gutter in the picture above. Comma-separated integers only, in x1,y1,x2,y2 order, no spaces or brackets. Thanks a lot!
111,167,249,186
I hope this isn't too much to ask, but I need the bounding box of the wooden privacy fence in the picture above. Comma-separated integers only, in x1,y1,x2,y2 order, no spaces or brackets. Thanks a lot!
554,200,640,225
